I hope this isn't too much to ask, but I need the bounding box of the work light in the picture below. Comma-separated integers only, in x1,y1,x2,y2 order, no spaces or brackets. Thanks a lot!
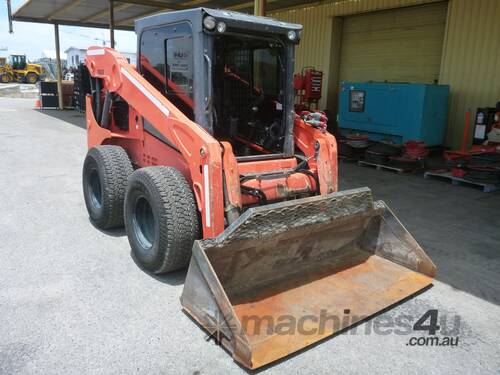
216,21,227,33
203,16,216,30
287,30,297,41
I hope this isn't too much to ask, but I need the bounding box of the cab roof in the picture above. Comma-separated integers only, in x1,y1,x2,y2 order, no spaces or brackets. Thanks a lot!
135,7,302,37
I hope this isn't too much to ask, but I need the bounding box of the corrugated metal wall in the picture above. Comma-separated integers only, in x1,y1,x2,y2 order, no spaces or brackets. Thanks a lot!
270,5,333,109
270,0,445,109
270,0,500,148
439,0,500,149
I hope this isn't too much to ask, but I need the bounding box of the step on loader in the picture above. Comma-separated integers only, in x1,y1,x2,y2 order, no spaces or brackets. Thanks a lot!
82,8,436,370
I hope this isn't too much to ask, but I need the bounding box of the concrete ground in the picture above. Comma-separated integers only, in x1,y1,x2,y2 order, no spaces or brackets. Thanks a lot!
0,97,499,374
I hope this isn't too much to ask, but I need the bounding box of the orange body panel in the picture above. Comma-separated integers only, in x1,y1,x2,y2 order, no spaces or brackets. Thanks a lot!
241,173,315,205
238,158,297,174
85,47,338,238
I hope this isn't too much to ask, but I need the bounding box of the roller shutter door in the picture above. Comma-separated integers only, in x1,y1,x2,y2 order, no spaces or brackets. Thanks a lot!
339,2,448,83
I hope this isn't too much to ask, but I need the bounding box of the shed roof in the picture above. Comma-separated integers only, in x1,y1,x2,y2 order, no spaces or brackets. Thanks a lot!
13,0,316,31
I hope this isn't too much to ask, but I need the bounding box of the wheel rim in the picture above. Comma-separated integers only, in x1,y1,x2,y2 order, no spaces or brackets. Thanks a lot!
88,168,103,209
27,74,36,83
132,196,155,250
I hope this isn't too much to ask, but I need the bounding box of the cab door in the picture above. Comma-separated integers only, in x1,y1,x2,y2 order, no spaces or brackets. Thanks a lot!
139,23,195,121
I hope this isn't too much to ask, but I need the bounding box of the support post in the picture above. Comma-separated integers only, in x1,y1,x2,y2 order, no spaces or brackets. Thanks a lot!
54,23,64,110
109,0,115,48
7,0,13,33
254,0,266,16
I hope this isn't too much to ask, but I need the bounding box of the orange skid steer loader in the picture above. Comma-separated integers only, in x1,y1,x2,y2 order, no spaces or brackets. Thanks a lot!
82,8,436,370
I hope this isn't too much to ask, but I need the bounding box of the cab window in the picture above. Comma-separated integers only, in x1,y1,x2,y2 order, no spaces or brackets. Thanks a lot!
140,23,194,120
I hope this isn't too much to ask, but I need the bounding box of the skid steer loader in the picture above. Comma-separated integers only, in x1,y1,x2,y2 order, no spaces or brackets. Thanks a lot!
82,8,436,370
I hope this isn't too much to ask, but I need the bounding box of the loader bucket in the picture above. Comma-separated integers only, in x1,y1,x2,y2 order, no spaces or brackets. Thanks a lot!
181,187,435,369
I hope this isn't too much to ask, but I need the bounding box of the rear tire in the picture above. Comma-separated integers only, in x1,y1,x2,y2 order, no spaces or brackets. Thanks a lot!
82,145,133,229
25,72,38,84
124,166,200,274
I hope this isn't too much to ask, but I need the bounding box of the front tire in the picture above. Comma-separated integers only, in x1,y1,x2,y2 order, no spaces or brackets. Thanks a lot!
124,167,200,274
82,146,133,229
25,72,38,84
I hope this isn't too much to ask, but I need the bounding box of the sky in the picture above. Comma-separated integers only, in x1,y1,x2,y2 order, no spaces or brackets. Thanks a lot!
0,0,137,60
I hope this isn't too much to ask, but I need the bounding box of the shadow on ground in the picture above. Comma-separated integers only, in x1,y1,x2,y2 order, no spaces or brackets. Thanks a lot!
36,108,86,129
130,250,187,286
88,216,186,286
89,218,127,237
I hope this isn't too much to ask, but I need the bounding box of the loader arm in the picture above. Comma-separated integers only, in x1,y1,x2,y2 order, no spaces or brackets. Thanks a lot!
85,47,339,236
85,46,225,237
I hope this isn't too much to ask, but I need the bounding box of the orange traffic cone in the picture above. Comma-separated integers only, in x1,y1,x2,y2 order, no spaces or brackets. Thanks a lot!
34,98,41,109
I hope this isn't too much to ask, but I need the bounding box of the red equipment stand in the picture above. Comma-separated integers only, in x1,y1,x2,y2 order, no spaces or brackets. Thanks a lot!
294,67,323,112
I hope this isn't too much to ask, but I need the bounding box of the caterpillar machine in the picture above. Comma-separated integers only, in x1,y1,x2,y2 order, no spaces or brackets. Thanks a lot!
82,8,436,370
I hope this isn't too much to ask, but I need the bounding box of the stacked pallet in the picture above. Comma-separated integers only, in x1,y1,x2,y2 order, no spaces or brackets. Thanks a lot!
425,152,500,192
340,137,428,173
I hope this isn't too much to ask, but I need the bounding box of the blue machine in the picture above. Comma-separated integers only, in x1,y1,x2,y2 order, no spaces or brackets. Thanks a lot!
338,82,449,146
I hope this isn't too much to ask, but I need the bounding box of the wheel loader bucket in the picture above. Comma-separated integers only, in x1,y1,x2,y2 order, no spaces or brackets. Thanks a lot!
181,187,435,370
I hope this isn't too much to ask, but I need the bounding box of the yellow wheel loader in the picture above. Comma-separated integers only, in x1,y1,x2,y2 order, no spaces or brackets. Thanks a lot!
0,54,42,84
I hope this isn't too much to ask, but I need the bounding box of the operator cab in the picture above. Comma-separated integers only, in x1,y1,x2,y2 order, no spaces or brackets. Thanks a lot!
136,8,301,160
8,55,27,70
212,33,286,156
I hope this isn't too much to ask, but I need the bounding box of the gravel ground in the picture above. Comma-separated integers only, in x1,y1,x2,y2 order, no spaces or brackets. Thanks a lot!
0,98,499,374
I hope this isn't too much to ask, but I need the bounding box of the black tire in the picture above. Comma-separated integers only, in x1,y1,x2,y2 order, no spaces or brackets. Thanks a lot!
25,72,38,84
82,145,133,229
0,73,12,83
124,166,200,274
